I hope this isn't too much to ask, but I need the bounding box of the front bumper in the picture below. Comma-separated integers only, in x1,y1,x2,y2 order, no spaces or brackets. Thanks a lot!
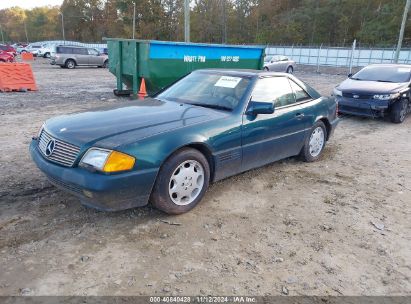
30,140,158,211
337,97,390,118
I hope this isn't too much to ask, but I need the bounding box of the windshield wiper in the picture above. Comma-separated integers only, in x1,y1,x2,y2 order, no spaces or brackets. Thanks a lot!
376,80,395,83
186,103,232,111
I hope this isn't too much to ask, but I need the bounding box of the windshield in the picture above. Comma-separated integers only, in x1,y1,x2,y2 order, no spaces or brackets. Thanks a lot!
264,56,273,62
157,72,251,111
352,66,411,83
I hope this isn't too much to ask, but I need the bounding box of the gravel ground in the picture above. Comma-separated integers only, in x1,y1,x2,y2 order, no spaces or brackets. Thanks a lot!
0,59,410,296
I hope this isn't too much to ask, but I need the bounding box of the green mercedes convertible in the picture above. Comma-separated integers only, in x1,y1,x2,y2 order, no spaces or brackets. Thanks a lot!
30,69,339,214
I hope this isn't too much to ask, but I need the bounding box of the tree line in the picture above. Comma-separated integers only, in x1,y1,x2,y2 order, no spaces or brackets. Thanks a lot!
0,0,409,47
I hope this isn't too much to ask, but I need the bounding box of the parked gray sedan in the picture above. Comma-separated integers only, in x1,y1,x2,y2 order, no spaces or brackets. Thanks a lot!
263,55,295,73
50,45,108,69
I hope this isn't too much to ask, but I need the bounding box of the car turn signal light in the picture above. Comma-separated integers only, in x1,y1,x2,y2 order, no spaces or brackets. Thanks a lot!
103,151,136,173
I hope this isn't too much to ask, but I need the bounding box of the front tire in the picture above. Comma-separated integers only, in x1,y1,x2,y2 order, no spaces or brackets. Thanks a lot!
151,148,210,214
43,52,50,58
300,121,327,162
390,99,408,123
263,66,269,71
286,66,294,74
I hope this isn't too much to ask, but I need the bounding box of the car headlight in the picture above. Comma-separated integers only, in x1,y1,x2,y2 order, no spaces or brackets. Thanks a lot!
333,87,342,97
80,148,135,173
373,93,400,100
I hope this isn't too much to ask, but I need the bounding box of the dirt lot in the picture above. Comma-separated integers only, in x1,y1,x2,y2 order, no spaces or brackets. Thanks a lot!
0,59,410,296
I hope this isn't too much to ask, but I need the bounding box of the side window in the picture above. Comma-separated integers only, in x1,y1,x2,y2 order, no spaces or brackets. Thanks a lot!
289,80,311,102
88,48,98,56
72,48,83,55
251,77,296,107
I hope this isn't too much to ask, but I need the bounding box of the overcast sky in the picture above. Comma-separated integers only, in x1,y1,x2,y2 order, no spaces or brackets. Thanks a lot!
1,0,63,9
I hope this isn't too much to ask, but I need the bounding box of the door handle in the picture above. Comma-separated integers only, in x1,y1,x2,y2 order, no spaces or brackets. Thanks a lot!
295,113,305,119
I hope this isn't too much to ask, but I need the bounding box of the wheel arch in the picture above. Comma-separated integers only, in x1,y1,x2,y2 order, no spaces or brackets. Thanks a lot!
65,58,77,66
317,117,331,140
159,142,215,183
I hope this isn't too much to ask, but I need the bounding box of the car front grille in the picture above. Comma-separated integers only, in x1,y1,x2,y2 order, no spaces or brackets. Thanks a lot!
38,129,80,167
342,93,373,99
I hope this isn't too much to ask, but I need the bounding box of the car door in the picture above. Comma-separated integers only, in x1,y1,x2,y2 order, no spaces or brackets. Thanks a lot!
288,79,315,132
72,47,87,65
279,56,289,71
241,76,308,172
87,48,101,65
269,56,281,71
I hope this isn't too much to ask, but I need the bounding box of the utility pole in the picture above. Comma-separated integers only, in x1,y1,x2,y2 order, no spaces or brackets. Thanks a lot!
0,25,4,44
184,0,190,42
24,22,29,44
394,0,411,63
59,12,65,44
349,39,357,75
132,2,136,39
222,0,227,44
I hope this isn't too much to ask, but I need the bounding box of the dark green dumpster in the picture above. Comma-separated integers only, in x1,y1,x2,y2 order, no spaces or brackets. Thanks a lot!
104,38,265,96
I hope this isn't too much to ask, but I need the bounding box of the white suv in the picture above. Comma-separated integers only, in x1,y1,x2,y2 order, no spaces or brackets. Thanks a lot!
36,44,54,58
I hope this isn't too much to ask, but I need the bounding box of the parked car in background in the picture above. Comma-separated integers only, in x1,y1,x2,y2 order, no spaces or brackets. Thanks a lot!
12,43,27,52
0,50,14,62
21,44,42,56
36,43,55,58
50,45,109,69
14,43,28,54
0,44,17,57
264,55,295,73
333,64,411,123
30,69,338,214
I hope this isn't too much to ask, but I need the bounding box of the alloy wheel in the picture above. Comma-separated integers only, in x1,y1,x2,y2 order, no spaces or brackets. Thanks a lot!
309,127,325,157
168,160,205,206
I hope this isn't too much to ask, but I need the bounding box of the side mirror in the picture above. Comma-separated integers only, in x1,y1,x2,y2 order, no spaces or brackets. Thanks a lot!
348,73,353,78
246,101,275,115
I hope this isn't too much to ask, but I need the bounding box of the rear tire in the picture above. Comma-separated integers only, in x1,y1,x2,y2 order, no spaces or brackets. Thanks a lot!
300,121,327,162
263,67,269,71
43,52,50,58
151,148,210,214
390,99,408,123
65,59,76,69
103,60,108,68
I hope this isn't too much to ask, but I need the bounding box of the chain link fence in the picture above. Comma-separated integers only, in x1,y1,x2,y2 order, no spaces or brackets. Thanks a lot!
265,44,411,71
34,40,107,51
